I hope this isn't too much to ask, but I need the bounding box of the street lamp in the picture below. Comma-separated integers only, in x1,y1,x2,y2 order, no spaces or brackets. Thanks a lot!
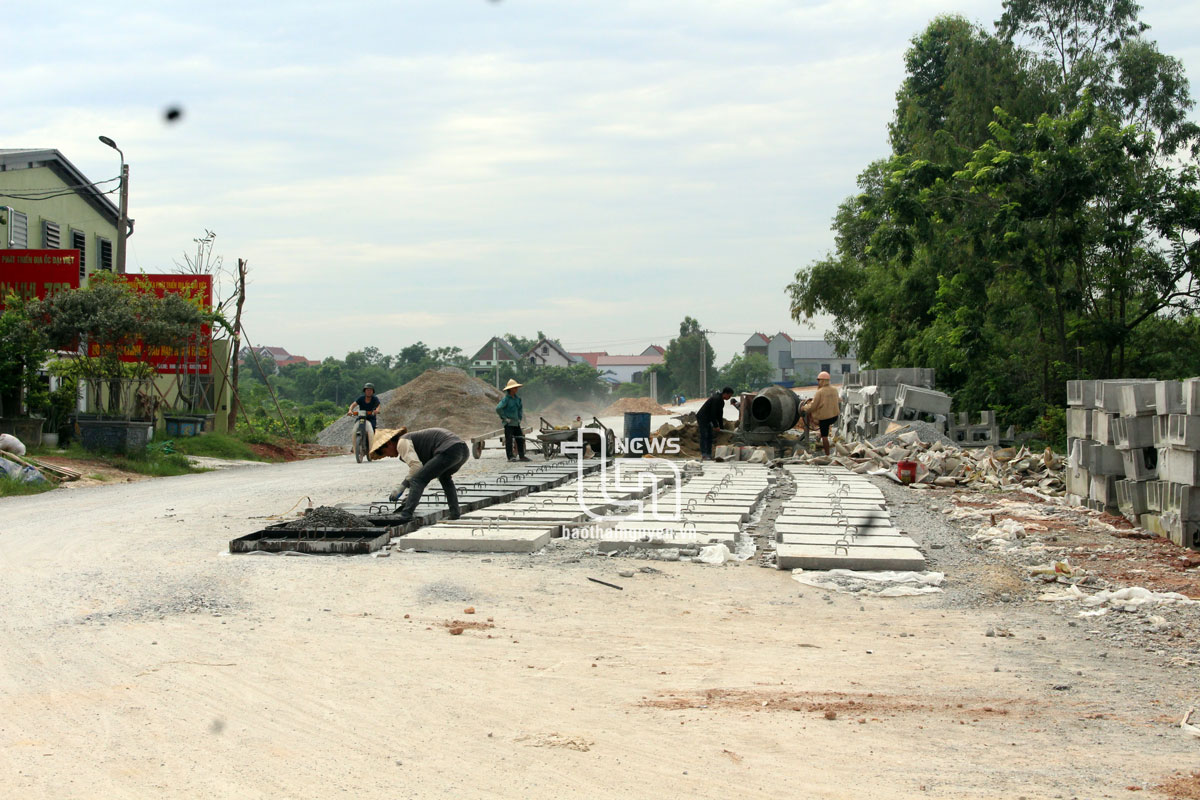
98,135,131,274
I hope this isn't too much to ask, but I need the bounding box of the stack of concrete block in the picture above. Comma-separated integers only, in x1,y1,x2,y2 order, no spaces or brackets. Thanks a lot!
838,369,936,440
948,412,1001,447
838,368,999,447
1066,377,1200,550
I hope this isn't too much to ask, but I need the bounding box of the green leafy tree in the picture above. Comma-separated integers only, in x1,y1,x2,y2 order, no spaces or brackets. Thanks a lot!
662,317,715,397
0,296,50,418
718,353,772,393
787,2,1200,430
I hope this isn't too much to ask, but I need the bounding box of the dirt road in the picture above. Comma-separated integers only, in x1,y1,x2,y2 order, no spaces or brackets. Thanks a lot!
2,454,1198,799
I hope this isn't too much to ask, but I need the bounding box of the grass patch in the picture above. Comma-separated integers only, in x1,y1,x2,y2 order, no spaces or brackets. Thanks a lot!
57,441,207,477
168,433,266,462
88,473,110,481
0,474,57,496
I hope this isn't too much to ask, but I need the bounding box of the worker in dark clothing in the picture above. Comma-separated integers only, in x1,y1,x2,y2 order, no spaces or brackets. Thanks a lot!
695,386,738,460
370,427,470,523
347,383,381,431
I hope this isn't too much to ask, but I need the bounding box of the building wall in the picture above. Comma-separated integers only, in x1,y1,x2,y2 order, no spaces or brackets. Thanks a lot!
0,165,118,282
599,364,648,383
791,358,859,385
766,336,793,382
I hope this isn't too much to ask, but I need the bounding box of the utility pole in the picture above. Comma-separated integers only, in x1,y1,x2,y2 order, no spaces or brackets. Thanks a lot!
98,136,131,273
493,339,499,389
699,328,709,397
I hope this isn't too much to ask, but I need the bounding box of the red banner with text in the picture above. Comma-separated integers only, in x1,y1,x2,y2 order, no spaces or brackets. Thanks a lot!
85,274,214,375
0,249,81,311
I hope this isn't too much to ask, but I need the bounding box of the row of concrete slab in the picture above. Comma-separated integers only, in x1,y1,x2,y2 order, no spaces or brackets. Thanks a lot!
774,465,927,571
403,460,774,556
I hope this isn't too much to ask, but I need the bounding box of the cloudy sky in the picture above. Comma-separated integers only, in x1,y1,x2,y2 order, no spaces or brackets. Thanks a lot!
6,0,1198,363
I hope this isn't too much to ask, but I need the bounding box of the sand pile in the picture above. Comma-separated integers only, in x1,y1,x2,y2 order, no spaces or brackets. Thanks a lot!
600,397,670,416
317,368,504,446
650,420,735,459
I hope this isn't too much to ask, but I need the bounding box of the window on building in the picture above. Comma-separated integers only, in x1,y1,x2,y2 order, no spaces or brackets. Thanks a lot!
778,351,789,367
841,363,851,373
71,230,86,278
821,363,831,373
8,210,28,247
43,220,61,249
98,237,113,271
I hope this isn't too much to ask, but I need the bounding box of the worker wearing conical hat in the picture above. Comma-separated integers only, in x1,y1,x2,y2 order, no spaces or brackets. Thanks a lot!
370,426,470,523
496,378,529,462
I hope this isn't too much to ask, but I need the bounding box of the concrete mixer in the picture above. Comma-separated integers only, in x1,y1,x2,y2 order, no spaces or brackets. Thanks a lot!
735,385,806,453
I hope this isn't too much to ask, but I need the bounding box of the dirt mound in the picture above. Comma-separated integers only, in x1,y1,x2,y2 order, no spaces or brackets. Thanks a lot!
651,420,734,459
317,368,505,446
600,397,670,416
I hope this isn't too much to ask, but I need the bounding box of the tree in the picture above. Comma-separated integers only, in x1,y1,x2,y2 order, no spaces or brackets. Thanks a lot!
0,296,49,419
719,353,772,393
787,3,1200,430
397,341,430,366
661,317,715,397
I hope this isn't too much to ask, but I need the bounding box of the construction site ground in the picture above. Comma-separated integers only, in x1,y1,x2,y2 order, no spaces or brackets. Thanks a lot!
4,441,1200,799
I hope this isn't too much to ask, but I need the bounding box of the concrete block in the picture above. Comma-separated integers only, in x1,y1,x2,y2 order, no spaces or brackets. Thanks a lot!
1167,415,1200,450
1118,448,1156,484
1090,443,1125,476
1067,380,1097,409
1163,482,1200,520
400,525,554,553
1066,464,1090,499
1185,378,1200,416
1145,480,1164,513
1066,408,1093,439
895,384,952,416
775,544,926,571
1116,480,1149,518
779,533,918,549
1164,517,1200,550
1157,381,1185,415
1154,415,1170,447
1093,411,1119,444
1098,380,1154,413
1119,383,1158,417
1139,513,1166,537
1163,448,1200,486
1089,473,1118,508
1113,416,1155,450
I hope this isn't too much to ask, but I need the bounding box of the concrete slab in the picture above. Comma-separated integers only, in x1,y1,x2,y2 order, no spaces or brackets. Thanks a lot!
775,519,899,533
778,533,919,549
775,544,926,571
596,532,738,552
398,525,553,553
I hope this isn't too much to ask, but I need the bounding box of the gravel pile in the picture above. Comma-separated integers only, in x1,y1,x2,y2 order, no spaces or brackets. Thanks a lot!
317,367,504,447
869,420,957,448
282,506,370,530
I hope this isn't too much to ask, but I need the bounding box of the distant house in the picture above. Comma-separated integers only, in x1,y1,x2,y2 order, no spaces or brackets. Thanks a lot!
570,351,607,368
523,337,577,367
240,345,319,373
743,332,857,384
595,351,665,384
469,336,521,381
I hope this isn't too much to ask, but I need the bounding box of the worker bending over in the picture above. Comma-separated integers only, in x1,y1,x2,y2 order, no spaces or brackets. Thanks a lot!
801,371,840,456
370,427,470,524
696,386,738,461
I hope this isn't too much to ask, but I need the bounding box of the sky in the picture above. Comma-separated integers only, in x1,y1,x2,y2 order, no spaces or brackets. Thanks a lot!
6,0,1199,364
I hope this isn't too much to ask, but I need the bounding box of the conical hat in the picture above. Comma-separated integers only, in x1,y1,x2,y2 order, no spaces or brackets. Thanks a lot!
368,426,408,459
503,378,523,391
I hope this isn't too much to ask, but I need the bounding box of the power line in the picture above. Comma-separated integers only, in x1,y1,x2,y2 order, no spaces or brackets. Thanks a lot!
0,184,120,202
0,176,120,197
